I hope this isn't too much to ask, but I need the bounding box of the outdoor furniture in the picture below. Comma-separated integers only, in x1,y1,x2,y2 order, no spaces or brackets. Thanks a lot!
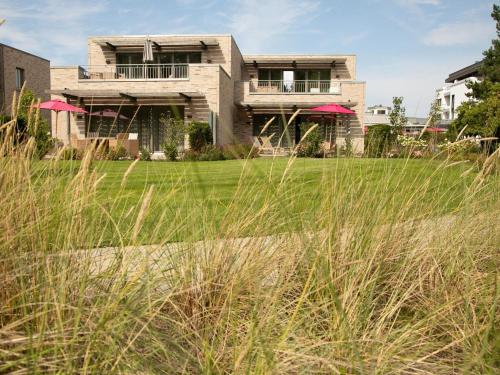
258,134,276,155
115,132,139,157
321,141,336,157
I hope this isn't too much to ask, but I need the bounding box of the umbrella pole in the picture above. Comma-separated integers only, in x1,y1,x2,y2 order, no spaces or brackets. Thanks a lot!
67,111,71,145
55,111,58,144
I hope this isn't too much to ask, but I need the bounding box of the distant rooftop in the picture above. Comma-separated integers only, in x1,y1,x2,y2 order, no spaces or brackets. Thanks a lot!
445,61,482,83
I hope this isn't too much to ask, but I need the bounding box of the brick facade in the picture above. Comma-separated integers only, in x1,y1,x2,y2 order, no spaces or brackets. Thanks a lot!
50,34,365,153
0,44,50,122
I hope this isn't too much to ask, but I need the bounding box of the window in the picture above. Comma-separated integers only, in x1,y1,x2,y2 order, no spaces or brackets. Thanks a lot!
156,52,201,64
451,95,455,120
116,53,142,65
258,69,282,81
15,68,25,90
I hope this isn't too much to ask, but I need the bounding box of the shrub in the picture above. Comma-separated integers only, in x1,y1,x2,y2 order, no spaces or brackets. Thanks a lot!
60,146,82,160
139,147,152,161
108,145,130,161
365,124,396,157
222,144,259,160
296,125,322,158
183,145,225,161
397,135,428,158
162,142,178,161
187,121,212,152
438,139,481,159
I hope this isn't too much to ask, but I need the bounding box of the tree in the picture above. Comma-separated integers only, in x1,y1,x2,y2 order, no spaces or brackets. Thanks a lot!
454,5,500,140
389,97,407,135
427,95,441,127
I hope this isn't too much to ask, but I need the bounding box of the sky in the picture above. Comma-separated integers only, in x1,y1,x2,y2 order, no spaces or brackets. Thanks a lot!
0,0,497,116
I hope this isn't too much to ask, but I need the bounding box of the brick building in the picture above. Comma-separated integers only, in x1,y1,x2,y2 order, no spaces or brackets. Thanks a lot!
0,43,50,119
50,35,365,153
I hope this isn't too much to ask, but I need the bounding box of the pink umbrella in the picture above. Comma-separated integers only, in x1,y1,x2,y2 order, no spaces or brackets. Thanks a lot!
309,103,355,115
33,99,87,143
91,109,128,120
309,104,355,146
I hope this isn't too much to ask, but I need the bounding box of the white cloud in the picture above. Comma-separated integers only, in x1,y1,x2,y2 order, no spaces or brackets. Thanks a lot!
226,0,320,52
423,20,495,46
0,0,108,64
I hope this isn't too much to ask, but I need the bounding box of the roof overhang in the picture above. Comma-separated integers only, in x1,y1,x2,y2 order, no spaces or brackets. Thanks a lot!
445,61,482,83
47,90,204,104
93,38,219,50
239,101,357,114
243,56,347,68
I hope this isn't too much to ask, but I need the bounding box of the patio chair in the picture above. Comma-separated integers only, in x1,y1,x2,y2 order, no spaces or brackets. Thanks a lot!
252,136,262,148
258,133,276,155
321,141,336,157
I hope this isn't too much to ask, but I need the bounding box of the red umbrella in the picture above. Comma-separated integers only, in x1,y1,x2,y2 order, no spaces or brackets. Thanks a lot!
309,103,355,114
33,99,87,143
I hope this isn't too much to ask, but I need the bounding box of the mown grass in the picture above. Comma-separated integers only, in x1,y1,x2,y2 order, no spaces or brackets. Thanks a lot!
32,157,482,245
1,102,499,373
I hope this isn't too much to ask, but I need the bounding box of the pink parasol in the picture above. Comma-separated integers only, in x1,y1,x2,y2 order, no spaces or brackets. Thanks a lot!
309,103,355,115
33,99,87,143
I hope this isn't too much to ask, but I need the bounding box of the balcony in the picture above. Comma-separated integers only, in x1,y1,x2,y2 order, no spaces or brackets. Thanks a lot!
79,64,189,80
249,80,341,94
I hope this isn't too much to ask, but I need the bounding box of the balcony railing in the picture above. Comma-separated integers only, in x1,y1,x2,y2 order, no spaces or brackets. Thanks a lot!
250,80,341,94
79,64,189,80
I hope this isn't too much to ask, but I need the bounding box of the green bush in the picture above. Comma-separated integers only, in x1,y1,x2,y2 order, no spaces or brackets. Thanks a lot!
222,144,259,160
365,124,396,157
107,145,130,161
296,125,322,158
182,145,226,161
139,148,152,161
162,142,178,161
60,146,82,160
187,121,212,152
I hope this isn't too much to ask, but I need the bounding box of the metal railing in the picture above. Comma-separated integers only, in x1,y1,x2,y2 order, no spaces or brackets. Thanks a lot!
250,80,341,94
79,64,189,80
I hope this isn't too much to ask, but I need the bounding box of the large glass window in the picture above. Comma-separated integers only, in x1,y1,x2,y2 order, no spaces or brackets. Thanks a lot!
156,52,201,64
116,53,142,65
15,68,25,90
258,69,282,81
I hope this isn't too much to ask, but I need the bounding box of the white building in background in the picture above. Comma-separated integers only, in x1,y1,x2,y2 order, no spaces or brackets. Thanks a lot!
364,105,428,135
364,105,391,127
436,61,482,123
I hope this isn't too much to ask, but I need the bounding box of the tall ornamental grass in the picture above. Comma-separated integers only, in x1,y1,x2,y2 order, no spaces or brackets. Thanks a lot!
0,95,499,374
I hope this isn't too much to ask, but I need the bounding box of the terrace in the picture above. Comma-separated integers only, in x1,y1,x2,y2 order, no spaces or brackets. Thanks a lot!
249,79,341,94
79,63,189,80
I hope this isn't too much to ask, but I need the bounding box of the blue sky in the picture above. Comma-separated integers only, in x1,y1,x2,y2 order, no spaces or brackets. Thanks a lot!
0,0,497,116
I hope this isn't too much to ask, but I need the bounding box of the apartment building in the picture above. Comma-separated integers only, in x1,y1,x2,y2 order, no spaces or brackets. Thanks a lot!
49,34,366,153
436,61,482,123
0,43,50,117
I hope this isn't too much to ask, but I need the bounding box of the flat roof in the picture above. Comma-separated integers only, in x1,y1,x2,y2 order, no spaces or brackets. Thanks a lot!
0,43,50,62
445,61,482,83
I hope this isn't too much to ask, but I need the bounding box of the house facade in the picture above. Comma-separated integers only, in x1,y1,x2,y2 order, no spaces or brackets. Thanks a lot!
0,43,50,119
436,61,482,124
50,34,366,153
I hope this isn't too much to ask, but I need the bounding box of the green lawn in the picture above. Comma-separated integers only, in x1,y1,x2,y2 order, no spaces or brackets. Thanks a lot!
47,157,488,246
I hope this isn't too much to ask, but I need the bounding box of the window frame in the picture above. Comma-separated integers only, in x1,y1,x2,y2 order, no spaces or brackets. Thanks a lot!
15,67,25,90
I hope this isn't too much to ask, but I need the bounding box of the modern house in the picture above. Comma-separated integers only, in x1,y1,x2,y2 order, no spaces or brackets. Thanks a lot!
49,34,366,153
364,105,429,135
0,43,50,120
435,61,482,124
